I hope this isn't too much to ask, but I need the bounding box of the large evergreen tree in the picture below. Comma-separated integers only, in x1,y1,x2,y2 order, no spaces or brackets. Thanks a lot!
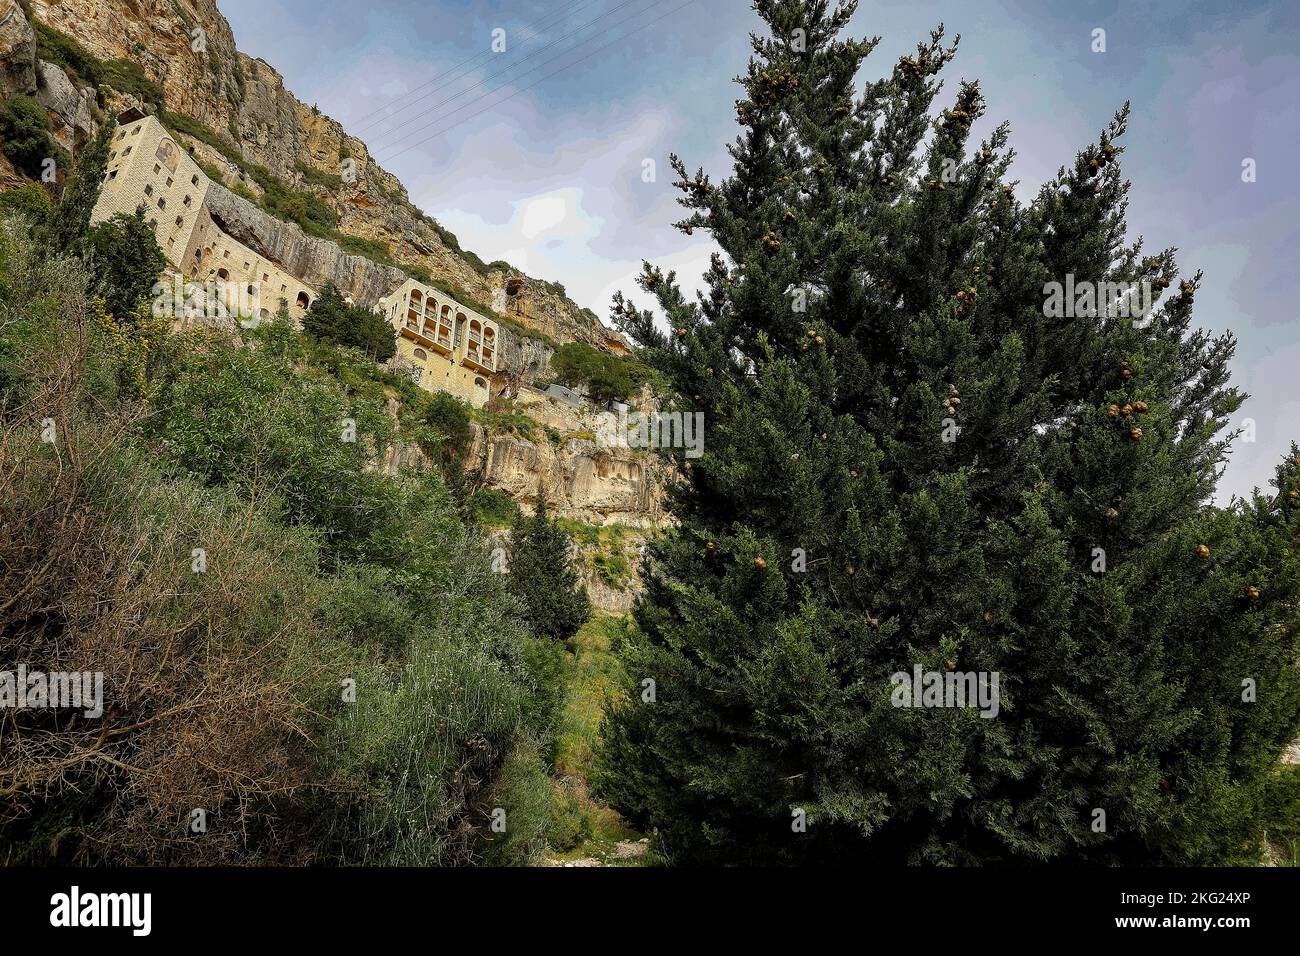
508,497,591,642
596,0,1300,864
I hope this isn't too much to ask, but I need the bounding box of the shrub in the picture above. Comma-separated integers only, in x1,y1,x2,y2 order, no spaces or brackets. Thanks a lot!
0,95,56,178
302,283,396,363
470,487,520,527
85,208,167,321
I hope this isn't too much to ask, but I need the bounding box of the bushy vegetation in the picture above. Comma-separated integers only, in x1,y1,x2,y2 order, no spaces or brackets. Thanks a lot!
0,177,586,864
470,487,521,528
0,95,62,179
302,283,395,362
28,15,164,108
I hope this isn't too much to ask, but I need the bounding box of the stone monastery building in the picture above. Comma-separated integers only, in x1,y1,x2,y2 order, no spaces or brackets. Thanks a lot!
90,111,499,407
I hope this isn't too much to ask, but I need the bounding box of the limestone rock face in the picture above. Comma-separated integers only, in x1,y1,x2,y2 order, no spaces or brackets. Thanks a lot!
34,60,97,148
0,2,36,97
27,0,631,355
469,426,665,528
203,180,406,304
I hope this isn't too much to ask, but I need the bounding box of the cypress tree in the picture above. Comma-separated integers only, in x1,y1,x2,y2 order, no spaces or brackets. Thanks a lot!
44,119,114,255
596,0,1300,864
508,497,591,642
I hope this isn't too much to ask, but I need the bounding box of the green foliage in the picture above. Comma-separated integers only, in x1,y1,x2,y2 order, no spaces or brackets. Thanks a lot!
193,157,227,186
0,180,559,868
548,341,634,403
302,283,396,363
249,163,338,236
160,110,243,167
597,2,1300,865
0,95,57,178
337,233,392,264
420,390,474,468
470,487,521,528
508,497,591,642
0,183,53,222
42,119,112,255
32,21,163,107
472,399,538,441
85,208,166,320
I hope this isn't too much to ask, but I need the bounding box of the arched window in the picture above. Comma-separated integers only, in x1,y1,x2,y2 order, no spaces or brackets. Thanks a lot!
217,268,229,280
297,291,310,309
413,348,428,361
474,377,487,389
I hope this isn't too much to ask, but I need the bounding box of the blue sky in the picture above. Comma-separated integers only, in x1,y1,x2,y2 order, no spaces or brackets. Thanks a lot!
222,0,1299,502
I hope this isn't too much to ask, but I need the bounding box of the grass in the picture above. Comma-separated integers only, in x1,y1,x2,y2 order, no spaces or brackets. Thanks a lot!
545,614,663,866
556,519,637,587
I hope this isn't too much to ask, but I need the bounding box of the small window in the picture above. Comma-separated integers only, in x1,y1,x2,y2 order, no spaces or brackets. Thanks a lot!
131,126,141,136
474,377,487,389
157,197,166,209
175,216,182,227
116,131,125,141
148,219,157,230
192,174,199,186
183,195,191,206
108,170,118,181
223,250,229,259
144,184,153,196
262,273,269,282
412,348,428,361
109,151,117,160
217,268,229,280
166,177,174,188
123,146,132,156
154,164,161,174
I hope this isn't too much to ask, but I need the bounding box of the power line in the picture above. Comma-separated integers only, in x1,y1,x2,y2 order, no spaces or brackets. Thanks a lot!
352,0,602,134
377,0,695,166
367,0,656,154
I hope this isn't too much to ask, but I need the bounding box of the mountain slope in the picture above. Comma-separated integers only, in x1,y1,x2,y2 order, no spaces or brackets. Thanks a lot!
25,0,628,352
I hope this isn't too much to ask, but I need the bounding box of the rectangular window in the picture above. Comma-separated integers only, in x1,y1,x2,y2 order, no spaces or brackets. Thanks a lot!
144,184,153,196
154,164,160,174
157,197,166,209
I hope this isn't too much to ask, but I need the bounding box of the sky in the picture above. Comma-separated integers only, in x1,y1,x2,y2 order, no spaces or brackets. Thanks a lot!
221,0,1300,503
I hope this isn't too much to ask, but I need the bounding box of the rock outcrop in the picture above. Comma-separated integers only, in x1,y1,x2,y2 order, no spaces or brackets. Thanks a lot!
34,60,96,148
470,428,664,528
0,2,36,98
24,0,630,355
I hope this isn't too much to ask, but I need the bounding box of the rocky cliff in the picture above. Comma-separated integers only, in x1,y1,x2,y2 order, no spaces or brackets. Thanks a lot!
21,0,630,354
